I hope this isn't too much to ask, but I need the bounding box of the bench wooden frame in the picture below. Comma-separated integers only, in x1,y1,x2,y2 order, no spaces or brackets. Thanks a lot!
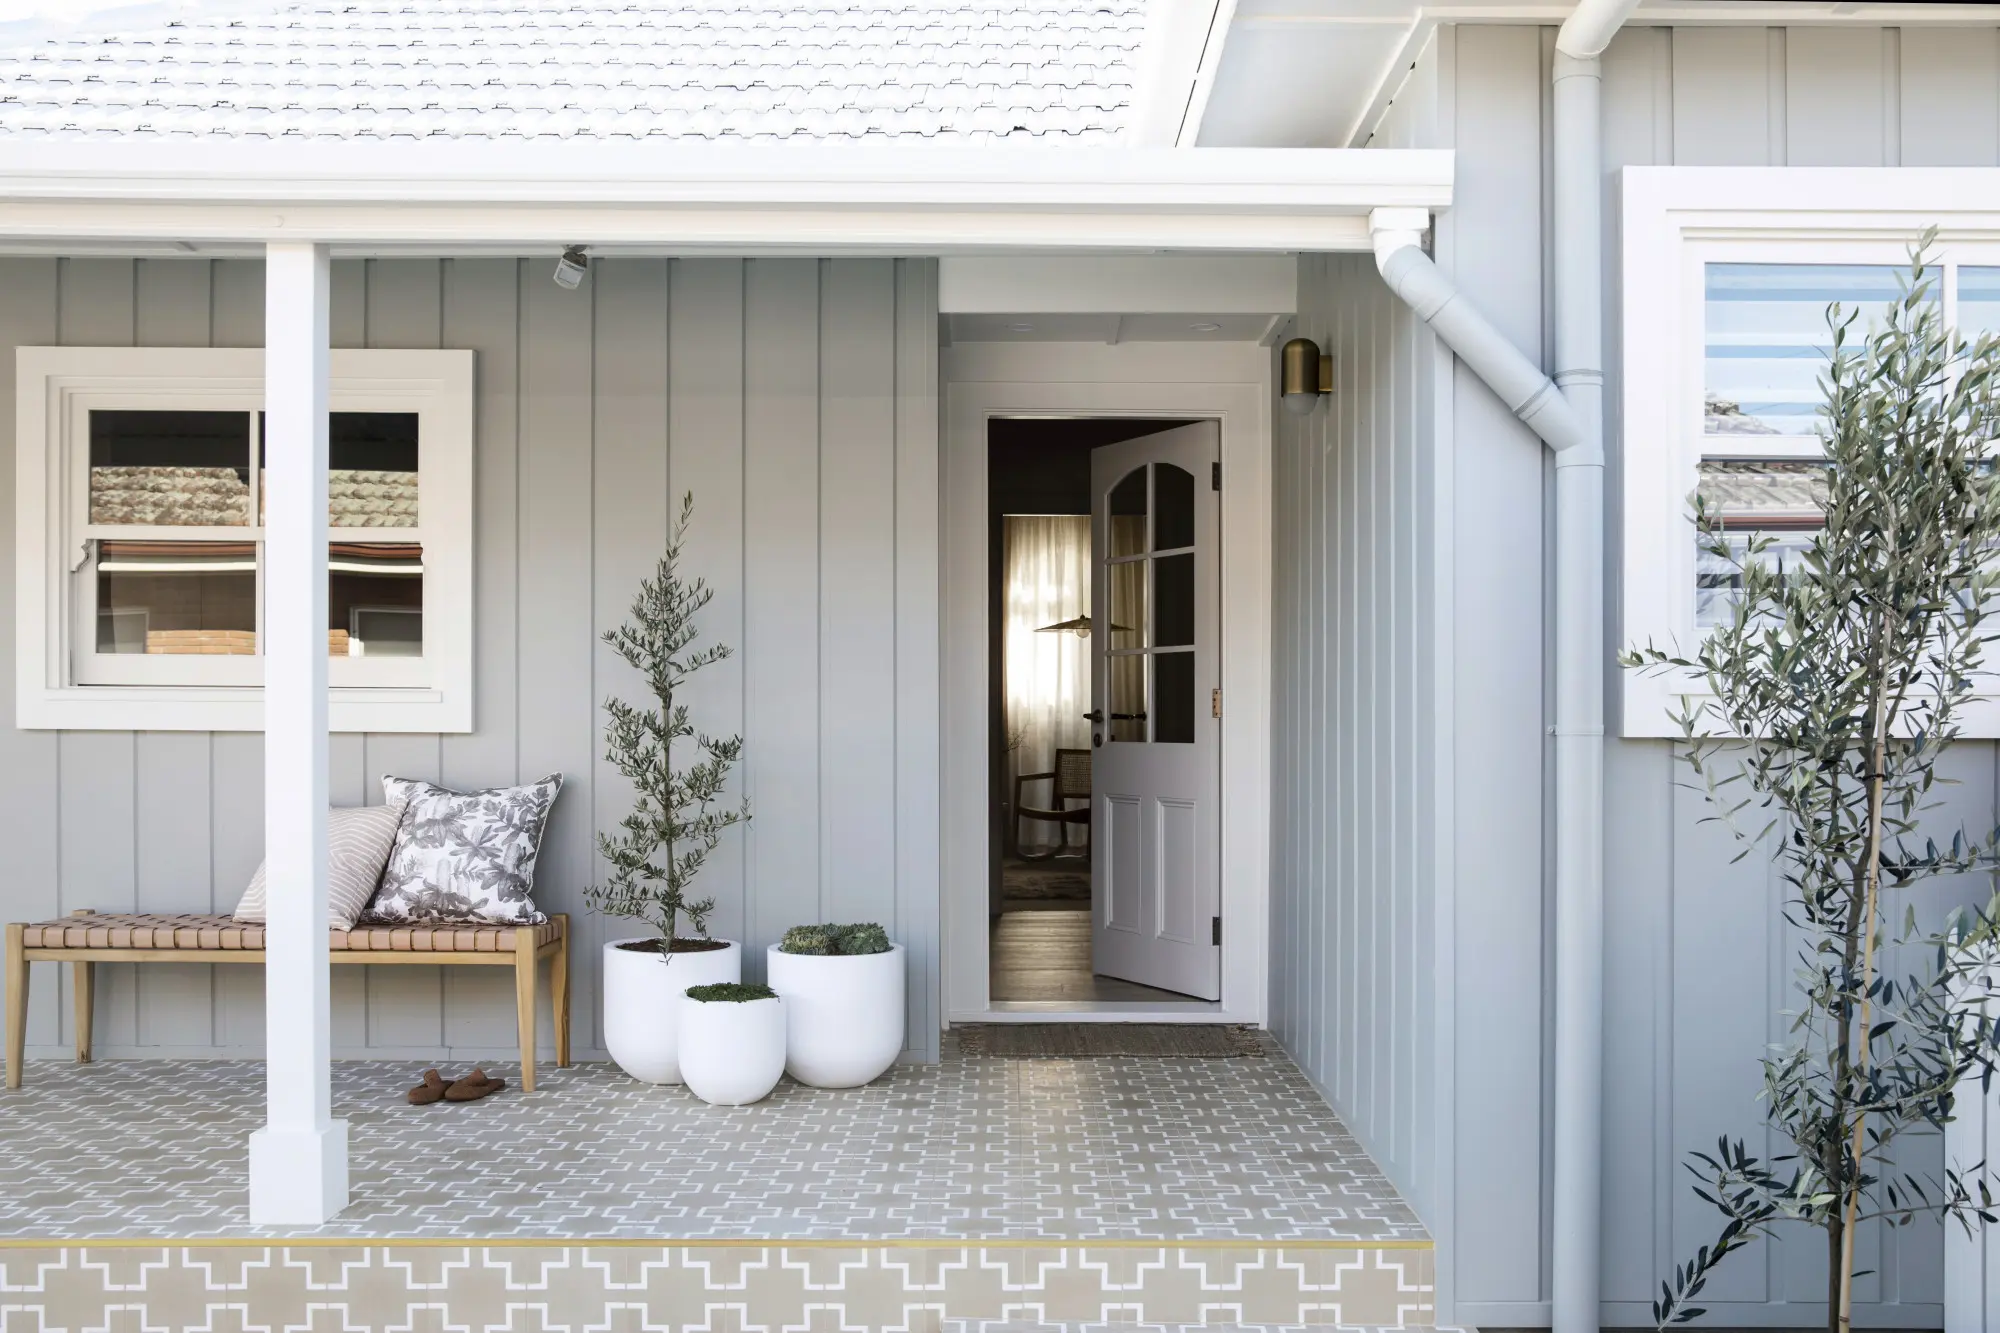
3,911,570,1092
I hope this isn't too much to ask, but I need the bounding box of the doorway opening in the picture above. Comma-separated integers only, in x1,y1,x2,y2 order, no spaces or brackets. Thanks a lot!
987,416,1220,1008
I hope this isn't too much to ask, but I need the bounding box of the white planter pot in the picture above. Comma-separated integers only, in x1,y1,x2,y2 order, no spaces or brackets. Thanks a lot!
765,941,905,1088
601,937,740,1084
678,992,786,1105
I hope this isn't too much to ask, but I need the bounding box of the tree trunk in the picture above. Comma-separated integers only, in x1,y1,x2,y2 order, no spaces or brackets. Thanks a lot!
1827,1215,1845,1333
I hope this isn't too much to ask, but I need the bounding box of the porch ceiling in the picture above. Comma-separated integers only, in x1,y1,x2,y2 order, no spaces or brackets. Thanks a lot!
0,142,1453,256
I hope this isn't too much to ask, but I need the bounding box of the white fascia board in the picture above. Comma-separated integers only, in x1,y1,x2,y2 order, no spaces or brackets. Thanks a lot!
0,142,1452,254
939,255,1297,314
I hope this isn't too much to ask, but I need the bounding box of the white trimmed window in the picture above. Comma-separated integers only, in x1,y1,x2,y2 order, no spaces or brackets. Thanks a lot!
14,347,473,732
1621,168,2000,739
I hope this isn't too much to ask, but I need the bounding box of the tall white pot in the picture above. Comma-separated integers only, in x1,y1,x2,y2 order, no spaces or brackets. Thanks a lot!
765,942,905,1088
602,937,740,1084
678,993,787,1105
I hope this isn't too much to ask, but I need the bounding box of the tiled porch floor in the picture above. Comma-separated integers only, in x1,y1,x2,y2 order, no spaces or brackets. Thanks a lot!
0,1038,1425,1244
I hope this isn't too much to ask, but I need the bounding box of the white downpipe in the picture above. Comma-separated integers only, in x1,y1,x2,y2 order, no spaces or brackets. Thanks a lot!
1370,4,1635,1331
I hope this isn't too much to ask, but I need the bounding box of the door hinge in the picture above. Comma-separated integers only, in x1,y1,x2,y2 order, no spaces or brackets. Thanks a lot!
1211,687,1222,719
1211,461,1221,491
1212,915,1222,946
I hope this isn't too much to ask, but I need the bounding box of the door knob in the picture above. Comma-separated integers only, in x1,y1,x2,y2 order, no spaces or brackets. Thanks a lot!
1082,709,1104,723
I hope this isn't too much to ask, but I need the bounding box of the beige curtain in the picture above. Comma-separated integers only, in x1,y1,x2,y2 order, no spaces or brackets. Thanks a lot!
1003,515,1091,851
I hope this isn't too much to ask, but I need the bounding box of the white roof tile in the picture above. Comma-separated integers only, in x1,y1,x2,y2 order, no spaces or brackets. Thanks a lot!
0,0,1143,142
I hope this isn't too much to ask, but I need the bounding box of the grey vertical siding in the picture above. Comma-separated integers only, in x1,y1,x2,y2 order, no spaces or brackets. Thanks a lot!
0,255,942,1064
1348,20,2000,1328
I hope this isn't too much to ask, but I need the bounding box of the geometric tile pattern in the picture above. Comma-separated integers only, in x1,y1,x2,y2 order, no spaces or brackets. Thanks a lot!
0,0,1145,143
0,1243,1437,1329
0,1040,1428,1243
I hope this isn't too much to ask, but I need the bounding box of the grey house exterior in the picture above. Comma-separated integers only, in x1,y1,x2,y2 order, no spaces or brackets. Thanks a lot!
5,1,2000,1329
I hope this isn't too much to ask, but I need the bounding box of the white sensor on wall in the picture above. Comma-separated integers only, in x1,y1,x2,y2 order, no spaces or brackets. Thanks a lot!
554,246,589,290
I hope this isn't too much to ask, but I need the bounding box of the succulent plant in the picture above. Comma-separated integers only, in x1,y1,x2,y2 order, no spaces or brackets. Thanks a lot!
684,982,777,1003
778,922,892,956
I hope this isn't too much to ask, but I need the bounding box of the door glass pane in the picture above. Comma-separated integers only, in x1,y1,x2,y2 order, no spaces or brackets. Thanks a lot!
258,411,422,527
1108,652,1146,743
1704,264,1916,436
1154,552,1194,647
1154,463,1195,550
1109,466,1147,557
330,542,423,658
96,540,256,653
1154,650,1195,744
1109,558,1146,649
89,410,250,526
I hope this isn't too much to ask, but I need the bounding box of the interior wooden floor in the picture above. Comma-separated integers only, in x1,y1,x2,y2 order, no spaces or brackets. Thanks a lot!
988,908,1202,1004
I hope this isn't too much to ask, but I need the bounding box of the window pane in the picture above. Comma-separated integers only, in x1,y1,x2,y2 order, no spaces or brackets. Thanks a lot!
258,411,421,528
96,540,256,654
1108,652,1146,743
330,543,423,658
1705,264,1915,436
1960,267,2000,340
1154,651,1195,744
1693,460,1826,628
1109,466,1147,557
89,410,250,526
1155,552,1194,647
1109,557,1146,649
1154,463,1195,550
1696,531,1818,629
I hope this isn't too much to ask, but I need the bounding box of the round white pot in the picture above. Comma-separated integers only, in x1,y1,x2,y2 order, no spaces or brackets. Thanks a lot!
602,937,740,1084
678,991,786,1105
765,942,905,1088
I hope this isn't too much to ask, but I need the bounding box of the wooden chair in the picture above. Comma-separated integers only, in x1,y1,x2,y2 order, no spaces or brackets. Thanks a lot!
1013,748,1092,860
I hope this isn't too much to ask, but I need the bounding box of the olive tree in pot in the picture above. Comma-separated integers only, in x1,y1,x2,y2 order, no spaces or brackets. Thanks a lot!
1630,244,2000,1333
588,493,750,1085
679,983,786,1105
767,923,903,1087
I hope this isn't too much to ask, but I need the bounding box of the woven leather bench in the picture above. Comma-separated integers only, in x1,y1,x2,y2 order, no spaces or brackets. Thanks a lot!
4,910,570,1092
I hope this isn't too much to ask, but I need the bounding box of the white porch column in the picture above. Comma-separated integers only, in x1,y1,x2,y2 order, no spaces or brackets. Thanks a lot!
247,241,347,1224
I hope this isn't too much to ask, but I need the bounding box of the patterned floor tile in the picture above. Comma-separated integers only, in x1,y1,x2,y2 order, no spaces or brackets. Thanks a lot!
0,1045,1428,1243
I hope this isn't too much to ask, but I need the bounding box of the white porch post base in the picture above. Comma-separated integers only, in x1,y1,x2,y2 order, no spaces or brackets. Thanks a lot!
247,1122,350,1225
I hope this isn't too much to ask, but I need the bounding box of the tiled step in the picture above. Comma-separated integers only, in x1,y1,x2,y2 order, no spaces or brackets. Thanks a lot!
0,1241,1437,1330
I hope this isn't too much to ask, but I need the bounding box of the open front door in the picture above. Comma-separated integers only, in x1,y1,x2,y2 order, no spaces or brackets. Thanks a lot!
1089,421,1220,1000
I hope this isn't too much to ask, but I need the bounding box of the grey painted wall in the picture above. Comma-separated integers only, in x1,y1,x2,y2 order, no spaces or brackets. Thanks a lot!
1292,20,2000,1329
0,254,942,1065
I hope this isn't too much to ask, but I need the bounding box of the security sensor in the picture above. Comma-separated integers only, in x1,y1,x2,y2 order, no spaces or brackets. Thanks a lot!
553,246,589,290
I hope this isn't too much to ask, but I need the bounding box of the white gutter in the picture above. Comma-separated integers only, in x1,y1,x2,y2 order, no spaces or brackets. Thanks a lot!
1371,3,1636,1331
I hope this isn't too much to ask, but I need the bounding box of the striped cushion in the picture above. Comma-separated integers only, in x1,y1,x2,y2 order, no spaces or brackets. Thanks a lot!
233,803,407,931
18,912,562,953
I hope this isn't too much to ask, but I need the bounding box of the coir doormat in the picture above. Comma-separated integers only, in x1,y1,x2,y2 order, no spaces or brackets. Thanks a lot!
955,1024,1265,1058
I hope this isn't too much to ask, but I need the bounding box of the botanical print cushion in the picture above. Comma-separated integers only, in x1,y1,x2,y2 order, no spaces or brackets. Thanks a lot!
367,773,563,925
233,802,408,931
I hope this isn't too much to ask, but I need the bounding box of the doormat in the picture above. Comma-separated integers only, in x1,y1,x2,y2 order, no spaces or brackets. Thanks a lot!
956,1024,1265,1058
1000,857,1091,902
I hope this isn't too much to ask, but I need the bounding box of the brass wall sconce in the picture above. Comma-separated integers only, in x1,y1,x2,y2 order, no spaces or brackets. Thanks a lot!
1280,337,1333,416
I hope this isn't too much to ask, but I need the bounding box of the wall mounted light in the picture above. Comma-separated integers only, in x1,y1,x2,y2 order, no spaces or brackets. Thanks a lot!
1280,337,1332,416
553,246,589,290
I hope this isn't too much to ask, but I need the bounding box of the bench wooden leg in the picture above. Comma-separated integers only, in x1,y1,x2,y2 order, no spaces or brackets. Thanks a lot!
551,915,571,1068
72,961,94,1065
4,923,25,1090
514,927,537,1093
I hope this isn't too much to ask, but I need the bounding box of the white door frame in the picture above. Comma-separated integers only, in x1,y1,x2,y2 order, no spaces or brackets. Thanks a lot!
941,341,1273,1025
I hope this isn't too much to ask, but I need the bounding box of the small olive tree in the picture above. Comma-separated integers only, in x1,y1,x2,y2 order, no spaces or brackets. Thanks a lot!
586,493,748,951
1629,243,2000,1333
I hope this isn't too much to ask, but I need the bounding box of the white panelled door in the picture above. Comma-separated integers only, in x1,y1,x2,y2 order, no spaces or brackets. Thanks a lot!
1089,422,1220,1000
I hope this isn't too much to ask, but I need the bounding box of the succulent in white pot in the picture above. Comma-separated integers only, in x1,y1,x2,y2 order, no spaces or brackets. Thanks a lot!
585,494,752,1085
678,982,787,1105
767,923,905,1088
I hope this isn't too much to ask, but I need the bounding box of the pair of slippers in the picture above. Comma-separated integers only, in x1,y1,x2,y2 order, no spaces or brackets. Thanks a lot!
406,1067,506,1105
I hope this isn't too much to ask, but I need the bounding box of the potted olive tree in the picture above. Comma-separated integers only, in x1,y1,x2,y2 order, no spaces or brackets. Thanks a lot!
678,982,786,1105
588,494,750,1085
767,923,904,1087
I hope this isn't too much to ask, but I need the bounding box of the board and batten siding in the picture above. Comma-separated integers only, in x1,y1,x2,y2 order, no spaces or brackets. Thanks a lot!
1336,21,2000,1329
0,255,942,1065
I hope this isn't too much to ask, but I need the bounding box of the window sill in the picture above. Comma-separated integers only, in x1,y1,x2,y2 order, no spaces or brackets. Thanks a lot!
15,684,467,733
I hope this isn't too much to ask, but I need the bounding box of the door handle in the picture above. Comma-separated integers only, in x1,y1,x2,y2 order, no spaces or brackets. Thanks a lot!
1082,709,1104,723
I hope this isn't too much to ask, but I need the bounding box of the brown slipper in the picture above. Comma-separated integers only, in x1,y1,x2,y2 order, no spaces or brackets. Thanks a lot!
443,1067,507,1102
406,1068,447,1105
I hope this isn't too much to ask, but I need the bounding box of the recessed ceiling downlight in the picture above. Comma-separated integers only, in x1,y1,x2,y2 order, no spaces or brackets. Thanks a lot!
1190,322,1221,333
1008,322,1035,333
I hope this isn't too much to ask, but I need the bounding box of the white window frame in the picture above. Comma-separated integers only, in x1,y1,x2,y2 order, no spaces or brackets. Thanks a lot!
14,346,474,732
1621,167,2000,739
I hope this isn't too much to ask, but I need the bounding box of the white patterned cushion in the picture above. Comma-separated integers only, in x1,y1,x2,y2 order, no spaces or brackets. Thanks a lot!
233,803,408,931
367,774,563,925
